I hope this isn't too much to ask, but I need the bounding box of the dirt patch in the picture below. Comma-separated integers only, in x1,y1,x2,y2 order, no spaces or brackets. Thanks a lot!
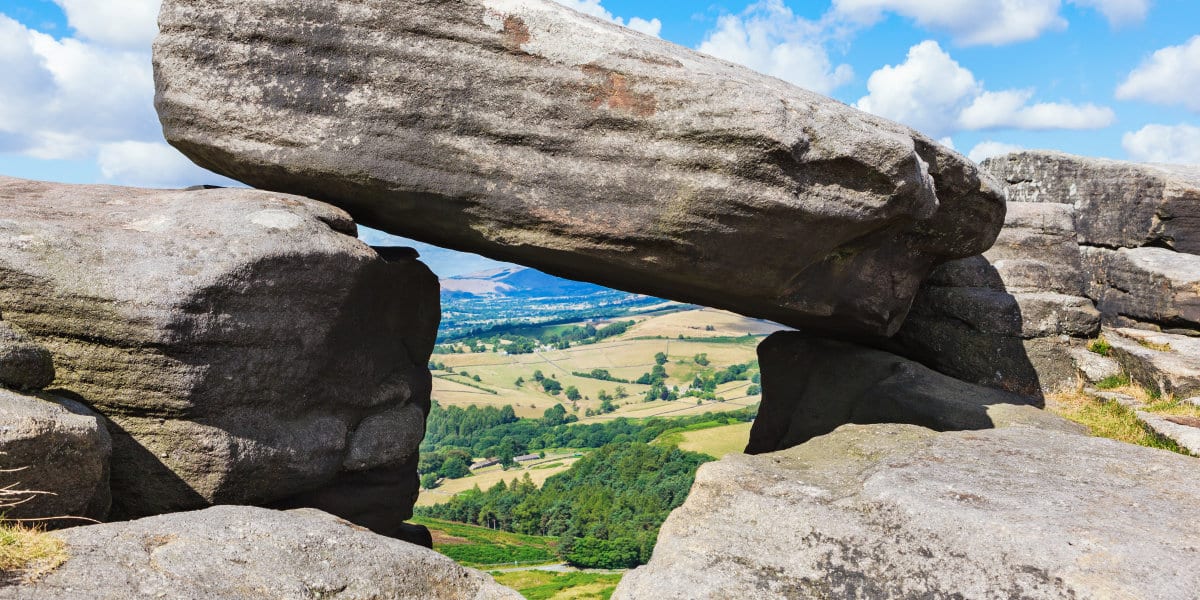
430,530,471,546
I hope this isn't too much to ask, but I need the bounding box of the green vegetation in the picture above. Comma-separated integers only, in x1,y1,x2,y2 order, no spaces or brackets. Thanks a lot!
1087,337,1112,356
1048,390,1190,455
571,369,631,384
491,571,622,600
1136,338,1173,352
1095,373,1132,390
0,523,66,579
412,516,558,567
417,443,711,569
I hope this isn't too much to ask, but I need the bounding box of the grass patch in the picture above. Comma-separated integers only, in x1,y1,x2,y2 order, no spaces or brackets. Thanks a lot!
411,517,558,567
1144,398,1200,419
1136,339,1173,352
0,522,66,581
491,570,622,600
1047,390,1190,455
1095,373,1132,390
1087,337,1112,356
531,462,564,470
435,374,500,395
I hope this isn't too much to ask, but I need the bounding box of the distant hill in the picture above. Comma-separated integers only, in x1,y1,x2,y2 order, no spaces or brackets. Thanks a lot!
440,266,612,298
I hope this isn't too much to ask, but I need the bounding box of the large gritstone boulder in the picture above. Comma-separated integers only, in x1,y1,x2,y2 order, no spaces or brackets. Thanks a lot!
153,0,1004,337
983,151,1200,253
0,506,520,600
891,201,1101,395
0,389,111,523
0,177,439,536
0,320,55,391
1105,328,1200,398
748,332,1083,453
615,424,1200,600
983,151,1200,335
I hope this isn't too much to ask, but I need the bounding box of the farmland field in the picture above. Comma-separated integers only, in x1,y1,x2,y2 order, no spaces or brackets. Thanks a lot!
672,421,754,458
416,454,581,507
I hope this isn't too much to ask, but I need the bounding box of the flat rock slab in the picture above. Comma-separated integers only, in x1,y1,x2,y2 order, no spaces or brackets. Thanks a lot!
615,424,1200,600
749,332,1083,453
1137,411,1200,455
0,506,520,599
0,176,439,531
1106,328,1200,397
983,151,1200,253
1082,246,1200,330
154,0,1004,337
0,389,111,521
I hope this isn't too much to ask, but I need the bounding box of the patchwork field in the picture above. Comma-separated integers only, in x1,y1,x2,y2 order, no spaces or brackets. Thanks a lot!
672,421,754,458
431,308,781,420
416,455,581,507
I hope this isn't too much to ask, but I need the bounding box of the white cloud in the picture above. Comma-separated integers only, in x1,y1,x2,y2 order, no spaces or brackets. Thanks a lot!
98,141,238,188
697,0,853,94
968,140,1025,163
832,0,1148,45
550,0,662,37
959,90,1114,130
832,0,1065,46
1122,124,1200,165
1069,0,1151,25
52,0,160,49
1116,35,1200,112
856,41,1114,138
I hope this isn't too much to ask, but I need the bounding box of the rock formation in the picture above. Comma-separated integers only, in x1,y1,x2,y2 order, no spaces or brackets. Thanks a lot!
153,0,1005,337
1104,328,1200,398
617,424,1200,599
748,332,1084,453
0,321,54,391
0,506,520,599
0,177,439,537
0,389,111,522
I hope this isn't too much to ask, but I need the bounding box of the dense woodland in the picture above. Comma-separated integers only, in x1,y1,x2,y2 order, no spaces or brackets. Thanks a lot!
416,442,712,569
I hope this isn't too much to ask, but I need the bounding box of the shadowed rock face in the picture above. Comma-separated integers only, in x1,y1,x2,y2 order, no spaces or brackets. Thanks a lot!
153,0,1004,337
0,177,439,534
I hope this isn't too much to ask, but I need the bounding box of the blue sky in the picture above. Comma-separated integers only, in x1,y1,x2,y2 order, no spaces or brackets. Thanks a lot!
2,0,1198,275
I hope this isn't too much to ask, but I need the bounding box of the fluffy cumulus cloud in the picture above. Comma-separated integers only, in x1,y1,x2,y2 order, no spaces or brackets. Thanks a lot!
1122,124,1200,165
0,1,230,187
697,0,853,94
855,41,1114,138
1116,35,1200,112
832,0,1148,46
550,0,662,37
967,140,1025,163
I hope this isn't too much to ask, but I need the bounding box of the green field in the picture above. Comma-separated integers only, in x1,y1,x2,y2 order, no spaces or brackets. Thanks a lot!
670,421,754,458
491,571,622,600
411,517,559,567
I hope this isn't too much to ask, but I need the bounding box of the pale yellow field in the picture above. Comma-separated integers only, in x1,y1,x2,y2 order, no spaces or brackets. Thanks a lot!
431,308,770,421
416,456,581,507
674,422,754,458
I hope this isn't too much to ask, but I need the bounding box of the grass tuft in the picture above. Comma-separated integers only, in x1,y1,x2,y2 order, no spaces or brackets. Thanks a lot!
1087,337,1112,356
1095,373,1132,390
1136,339,1173,352
0,522,67,581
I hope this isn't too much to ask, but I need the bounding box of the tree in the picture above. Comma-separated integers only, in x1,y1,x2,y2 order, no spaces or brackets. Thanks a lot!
421,473,440,489
515,376,525,387
440,456,471,479
654,352,668,366
472,374,482,382
542,378,563,395
693,353,710,366
565,386,582,401
542,404,568,426
747,384,761,396
533,370,545,382
614,386,629,399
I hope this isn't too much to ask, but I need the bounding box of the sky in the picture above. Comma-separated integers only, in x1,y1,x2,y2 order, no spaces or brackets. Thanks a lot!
2,0,1198,275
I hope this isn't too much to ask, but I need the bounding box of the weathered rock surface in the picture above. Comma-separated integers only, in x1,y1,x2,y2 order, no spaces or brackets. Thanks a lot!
0,320,54,391
1137,411,1200,455
748,332,1083,453
0,389,111,522
1081,246,1200,330
0,177,439,532
1106,328,1200,397
892,200,1101,395
983,151,1200,253
0,506,520,599
616,424,1200,600
154,0,1004,337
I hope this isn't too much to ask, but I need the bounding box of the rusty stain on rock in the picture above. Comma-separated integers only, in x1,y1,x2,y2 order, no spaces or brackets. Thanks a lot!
581,64,657,117
502,15,531,52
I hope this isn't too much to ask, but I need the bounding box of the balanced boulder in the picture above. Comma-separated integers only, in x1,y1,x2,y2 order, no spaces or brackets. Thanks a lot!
616,424,1200,599
0,177,439,534
153,0,1004,337
0,506,520,599
748,332,1083,453
0,389,111,522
